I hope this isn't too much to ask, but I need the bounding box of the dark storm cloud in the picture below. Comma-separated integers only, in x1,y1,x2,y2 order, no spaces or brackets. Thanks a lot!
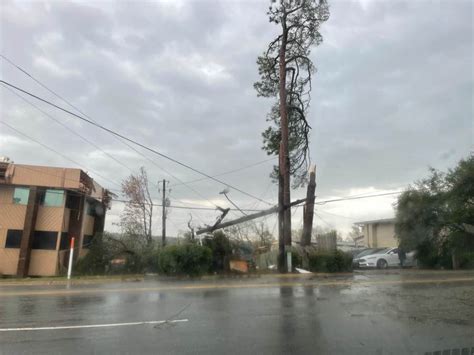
1,0,472,235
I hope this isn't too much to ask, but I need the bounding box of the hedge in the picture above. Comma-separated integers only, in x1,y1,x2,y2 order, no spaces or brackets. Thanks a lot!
308,250,352,273
158,243,212,277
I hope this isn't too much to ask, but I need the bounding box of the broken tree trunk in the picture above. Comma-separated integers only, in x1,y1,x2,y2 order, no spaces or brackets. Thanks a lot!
301,165,316,247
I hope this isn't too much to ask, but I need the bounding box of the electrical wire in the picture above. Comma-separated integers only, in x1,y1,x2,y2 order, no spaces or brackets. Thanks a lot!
315,209,357,220
315,191,402,205
0,55,270,210
112,198,264,212
314,212,335,229
0,79,273,206
1,121,122,188
1,82,222,210
3,85,134,173
168,157,276,188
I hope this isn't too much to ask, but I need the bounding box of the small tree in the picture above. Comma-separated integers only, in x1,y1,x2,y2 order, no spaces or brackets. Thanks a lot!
121,167,154,245
395,155,474,269
203,230,233,272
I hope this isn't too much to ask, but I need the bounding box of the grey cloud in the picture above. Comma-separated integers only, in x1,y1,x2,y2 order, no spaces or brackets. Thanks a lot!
1,0,472,236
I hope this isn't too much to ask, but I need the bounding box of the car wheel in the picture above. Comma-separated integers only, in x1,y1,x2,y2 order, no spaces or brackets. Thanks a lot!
377,259,388,269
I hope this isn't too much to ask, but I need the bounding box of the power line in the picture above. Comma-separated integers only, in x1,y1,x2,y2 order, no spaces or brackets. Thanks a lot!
0,55,249,210
0,81,218,210
315,209,357,220
112,199,265,212
0,79,273,206
1,121,122,188
315,191,402,205
168,157,276,188
314,212,335,229
3,85,133,173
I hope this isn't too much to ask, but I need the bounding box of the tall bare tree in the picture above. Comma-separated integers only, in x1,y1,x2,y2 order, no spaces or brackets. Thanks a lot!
121,167,154,245
255,0,329,271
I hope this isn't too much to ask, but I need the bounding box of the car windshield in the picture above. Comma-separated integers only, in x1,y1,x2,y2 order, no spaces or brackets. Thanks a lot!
1,1,472,354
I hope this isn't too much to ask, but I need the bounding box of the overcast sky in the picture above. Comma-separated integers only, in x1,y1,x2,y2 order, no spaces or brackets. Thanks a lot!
1,0,472,238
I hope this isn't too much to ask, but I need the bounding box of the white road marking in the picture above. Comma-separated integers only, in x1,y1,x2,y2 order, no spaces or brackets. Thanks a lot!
0,319,189,332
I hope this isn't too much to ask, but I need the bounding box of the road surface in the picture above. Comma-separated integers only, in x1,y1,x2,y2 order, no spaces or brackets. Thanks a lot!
1,270,473,354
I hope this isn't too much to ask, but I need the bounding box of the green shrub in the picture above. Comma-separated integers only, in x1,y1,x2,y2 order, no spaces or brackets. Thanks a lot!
75,233,114,275
308,250,352,273
459,252,474,269
124,245,161,273
158,243,212,277
415,240,441,268
75,233,162,275
203,231,232,273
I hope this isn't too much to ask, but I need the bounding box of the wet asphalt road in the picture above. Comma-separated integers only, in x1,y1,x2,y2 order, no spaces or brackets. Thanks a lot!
0,270,473,355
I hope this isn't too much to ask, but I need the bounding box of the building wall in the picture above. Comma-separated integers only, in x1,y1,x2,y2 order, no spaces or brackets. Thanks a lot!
363,225,371,247
28,250,58,276
62,208,70,232
0,228,20,275
8,165,81,190
0,186,26,229
0,180,106,276
83,215,94,237
0,185,65,276
0,162,110,277
0,186,24,275
35,206,66,232
363,222,397,248
376,223,398,248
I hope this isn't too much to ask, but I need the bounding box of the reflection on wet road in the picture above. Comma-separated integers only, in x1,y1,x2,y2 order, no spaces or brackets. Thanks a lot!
0,271,473,354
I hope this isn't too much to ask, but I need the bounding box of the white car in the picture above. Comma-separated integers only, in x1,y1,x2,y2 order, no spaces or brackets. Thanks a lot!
358,247,415,269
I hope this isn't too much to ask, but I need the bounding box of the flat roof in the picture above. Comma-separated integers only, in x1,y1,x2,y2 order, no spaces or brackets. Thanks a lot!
0,162,110,202
355,217,396,225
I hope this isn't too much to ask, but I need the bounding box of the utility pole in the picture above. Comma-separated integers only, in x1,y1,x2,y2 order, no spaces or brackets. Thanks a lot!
197,198,307,235
161,180,167,246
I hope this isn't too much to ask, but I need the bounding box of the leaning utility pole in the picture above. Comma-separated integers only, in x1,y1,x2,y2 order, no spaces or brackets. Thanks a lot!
197,198,307,235
161,180,167,246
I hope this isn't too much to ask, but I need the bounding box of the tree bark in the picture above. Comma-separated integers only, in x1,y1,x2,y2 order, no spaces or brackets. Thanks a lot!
301,165,316,247
278,13,292,272
278,143,285,272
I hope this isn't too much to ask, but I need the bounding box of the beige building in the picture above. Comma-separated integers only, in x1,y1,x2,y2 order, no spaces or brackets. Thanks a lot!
0,160,112,277
357,218,398,248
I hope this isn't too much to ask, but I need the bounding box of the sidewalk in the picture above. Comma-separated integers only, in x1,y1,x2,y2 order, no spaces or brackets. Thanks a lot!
0,272,348,287
1,269,473,287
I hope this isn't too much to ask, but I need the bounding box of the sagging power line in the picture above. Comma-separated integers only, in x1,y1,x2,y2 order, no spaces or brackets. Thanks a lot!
0,121,122,188
0,79,273,206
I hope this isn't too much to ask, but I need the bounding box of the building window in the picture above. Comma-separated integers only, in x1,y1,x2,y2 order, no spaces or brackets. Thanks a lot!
66,193,81,210
32,231,58,250
13,187,30,205
5,230,22,248
82,235,94,249
86,202,96,217
41,189,64,207
59,232,70,250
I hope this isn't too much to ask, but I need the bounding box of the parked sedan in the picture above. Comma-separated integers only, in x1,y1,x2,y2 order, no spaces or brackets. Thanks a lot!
358,247,416,269
352,248,386,268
